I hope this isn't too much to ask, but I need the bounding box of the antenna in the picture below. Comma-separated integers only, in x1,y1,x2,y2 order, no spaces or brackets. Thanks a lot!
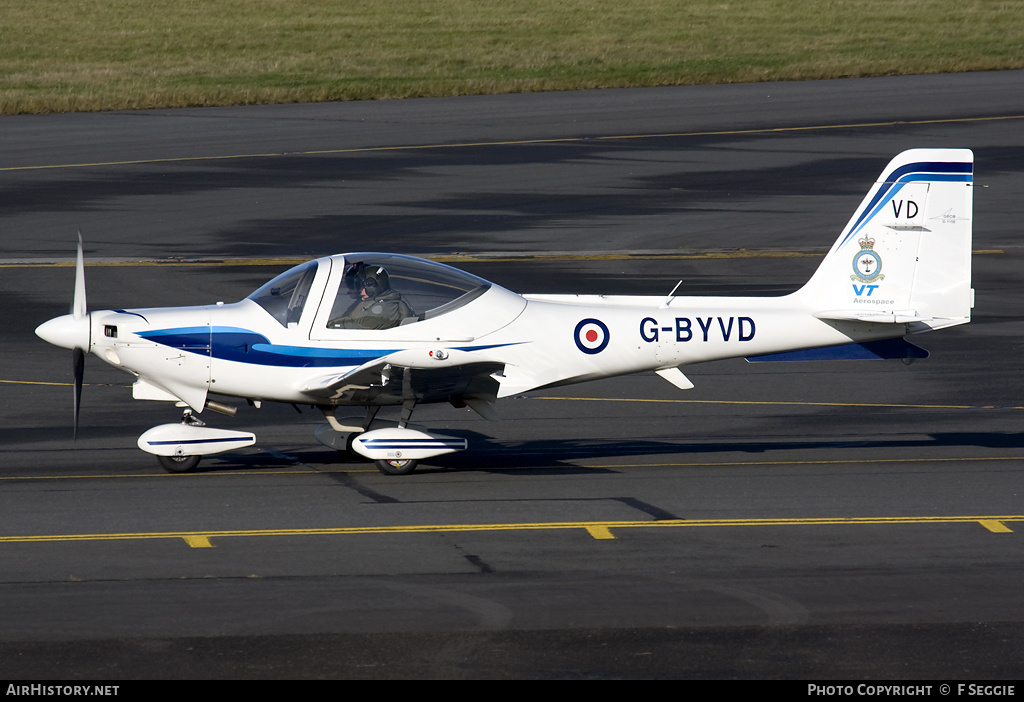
660,280,682,309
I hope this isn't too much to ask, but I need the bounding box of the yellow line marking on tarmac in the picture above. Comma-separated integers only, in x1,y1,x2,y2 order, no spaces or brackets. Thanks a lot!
585,525,617,540
0,469,326,482
535,396,1024,411
0,249,1004,268
0,514,1017,548
2,114,1022,173
434,250,1005,263
0,455,1021,485
1,379,130,389
0,258,308,268
0,378,74,387
979,520,1015,534
591,456,1024,470
5,387,1021,416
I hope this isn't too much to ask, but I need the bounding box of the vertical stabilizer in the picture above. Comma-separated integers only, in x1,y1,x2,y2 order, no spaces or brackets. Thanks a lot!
800,149,973,330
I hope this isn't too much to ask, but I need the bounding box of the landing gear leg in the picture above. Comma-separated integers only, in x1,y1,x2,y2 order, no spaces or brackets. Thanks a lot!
347,406,381,459
398,397,415,429
374,395,419,476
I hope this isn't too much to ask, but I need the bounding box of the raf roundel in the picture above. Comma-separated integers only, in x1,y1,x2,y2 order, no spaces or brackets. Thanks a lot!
574,318,610,354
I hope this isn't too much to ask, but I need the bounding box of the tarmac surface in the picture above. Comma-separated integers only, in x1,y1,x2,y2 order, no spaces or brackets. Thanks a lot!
1,71,1023,679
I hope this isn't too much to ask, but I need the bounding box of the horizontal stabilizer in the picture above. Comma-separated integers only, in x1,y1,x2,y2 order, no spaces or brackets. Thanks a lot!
814,310,925,324
746,338,929,363
655,367,694,390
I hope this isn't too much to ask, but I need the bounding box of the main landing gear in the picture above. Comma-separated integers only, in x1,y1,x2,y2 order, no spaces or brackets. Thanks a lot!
316,401,468,476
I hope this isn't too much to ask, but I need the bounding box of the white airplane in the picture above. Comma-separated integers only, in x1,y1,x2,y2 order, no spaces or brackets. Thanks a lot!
36,148,974,475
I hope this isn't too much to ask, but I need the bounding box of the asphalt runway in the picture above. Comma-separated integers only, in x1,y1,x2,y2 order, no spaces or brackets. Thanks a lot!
2,71,1024,679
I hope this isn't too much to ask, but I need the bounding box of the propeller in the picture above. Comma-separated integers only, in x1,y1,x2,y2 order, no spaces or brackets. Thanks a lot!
35,233,92,438
71,232,88,439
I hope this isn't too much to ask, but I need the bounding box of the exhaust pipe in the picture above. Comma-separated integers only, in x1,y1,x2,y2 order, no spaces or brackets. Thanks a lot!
204,401,237,417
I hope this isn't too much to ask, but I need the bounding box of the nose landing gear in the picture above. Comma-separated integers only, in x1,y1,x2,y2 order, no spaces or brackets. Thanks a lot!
138,409,256,473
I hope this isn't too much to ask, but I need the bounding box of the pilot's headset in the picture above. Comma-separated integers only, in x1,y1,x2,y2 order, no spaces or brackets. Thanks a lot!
358,266,390,297
343,262,368,298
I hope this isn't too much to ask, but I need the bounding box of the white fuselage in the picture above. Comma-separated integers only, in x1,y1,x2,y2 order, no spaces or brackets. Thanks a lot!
82,282,893,413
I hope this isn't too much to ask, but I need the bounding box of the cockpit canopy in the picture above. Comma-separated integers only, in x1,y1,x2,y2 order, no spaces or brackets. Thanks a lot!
248,260,319,327
248,253,494,329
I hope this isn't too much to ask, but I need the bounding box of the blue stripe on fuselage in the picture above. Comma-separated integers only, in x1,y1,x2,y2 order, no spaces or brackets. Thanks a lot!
137,327,398,367
137,326,512,368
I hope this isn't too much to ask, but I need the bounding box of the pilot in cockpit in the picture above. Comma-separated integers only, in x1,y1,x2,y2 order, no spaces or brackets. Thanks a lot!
328,262,415,330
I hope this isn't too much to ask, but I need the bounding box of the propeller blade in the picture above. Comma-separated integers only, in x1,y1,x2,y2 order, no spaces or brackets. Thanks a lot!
73,231,87,319
73,347,84,440
72,234,88,439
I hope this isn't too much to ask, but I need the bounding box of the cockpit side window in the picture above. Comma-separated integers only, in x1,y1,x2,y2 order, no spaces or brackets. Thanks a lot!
323,255,491,331
248,261,319,327
328,262,417,330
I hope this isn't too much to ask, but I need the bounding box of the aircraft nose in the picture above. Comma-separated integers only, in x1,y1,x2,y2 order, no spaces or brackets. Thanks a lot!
35,313,91,351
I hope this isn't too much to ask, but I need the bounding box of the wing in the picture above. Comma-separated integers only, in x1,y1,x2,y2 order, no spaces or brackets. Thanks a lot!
301,350,505,408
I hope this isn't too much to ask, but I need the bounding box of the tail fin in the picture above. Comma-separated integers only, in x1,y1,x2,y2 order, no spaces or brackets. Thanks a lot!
799,149,974,331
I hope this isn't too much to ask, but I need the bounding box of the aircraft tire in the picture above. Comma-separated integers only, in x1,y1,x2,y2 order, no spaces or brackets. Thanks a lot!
157,454,201,473
375,458,418,476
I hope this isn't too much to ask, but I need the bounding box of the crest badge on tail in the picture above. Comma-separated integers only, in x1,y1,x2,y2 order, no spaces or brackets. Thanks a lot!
852,237,884,283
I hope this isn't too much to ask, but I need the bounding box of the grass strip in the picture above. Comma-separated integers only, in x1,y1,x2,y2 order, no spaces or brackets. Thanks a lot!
1,0,1022,114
